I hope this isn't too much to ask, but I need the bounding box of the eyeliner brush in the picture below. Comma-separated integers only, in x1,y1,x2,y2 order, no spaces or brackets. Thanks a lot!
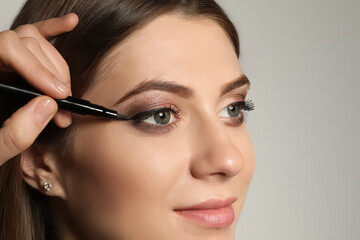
0,78,130,121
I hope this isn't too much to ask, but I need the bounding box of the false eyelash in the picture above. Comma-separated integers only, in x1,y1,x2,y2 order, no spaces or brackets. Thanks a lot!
242,99,255,112
243,99,255,123
225,99,255,126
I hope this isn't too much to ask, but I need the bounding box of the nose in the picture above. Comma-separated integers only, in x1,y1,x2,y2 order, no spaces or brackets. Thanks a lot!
189,116,245,180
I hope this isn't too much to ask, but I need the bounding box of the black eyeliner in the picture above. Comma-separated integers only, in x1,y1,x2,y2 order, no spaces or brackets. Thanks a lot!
130,106,180,122
233,99,255,111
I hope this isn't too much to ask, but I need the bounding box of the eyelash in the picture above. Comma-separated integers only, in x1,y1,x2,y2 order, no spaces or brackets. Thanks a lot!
129,99,255,133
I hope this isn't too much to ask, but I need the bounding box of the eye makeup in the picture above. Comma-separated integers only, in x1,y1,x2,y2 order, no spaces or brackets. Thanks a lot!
125,98,255,134
130,103,182,134
220,99,255,127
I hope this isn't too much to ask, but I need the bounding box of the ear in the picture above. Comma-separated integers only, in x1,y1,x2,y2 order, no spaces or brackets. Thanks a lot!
20,144,67,199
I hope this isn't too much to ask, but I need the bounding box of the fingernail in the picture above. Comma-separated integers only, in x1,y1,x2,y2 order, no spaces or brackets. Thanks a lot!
53,78,70,93
33,98,57,125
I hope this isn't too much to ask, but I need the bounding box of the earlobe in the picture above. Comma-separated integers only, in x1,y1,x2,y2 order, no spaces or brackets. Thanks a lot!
20,144,67,199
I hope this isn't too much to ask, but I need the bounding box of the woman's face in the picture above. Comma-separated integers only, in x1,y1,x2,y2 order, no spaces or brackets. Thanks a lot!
61,14,255,240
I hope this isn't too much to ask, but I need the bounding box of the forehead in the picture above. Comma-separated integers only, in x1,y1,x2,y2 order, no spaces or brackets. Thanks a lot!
93,13,242,93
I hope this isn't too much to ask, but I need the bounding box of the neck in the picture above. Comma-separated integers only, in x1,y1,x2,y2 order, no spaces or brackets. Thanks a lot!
47,198,87,240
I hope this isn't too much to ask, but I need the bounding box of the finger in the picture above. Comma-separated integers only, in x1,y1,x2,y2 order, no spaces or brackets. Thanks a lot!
15,14,79,85
0,30,70,99
20,37,61,82
33,13,79,39
53,110,72,128
0,96,57,166
19,37,72,128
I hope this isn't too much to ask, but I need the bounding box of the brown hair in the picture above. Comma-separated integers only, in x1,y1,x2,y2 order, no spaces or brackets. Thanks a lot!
0,0,240,239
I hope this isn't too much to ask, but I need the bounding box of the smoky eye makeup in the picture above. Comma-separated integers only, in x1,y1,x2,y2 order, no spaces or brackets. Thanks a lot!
120,98,255,135
128,103,182,134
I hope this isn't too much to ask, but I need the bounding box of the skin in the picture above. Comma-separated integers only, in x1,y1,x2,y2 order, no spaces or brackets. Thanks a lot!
0,14,77,165
22,14,256,240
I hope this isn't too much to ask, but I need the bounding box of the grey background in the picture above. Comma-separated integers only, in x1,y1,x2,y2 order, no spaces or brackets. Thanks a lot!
1,0,359,239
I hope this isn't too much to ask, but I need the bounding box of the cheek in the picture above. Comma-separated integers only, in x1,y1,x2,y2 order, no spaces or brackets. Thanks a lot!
65,119,188,235
76,122,186,197
228,124,256,221
234,124,256,180
231,124,256,197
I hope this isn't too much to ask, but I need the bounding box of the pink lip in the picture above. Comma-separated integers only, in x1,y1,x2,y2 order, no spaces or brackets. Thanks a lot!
174,197,237,228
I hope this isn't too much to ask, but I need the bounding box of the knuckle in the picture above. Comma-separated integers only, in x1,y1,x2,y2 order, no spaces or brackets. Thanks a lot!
16,24,38,37
21,37,41,51
0,30,18,47
2,119,34,153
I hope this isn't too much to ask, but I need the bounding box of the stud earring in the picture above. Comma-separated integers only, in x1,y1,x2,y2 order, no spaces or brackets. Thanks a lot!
43,181,52,191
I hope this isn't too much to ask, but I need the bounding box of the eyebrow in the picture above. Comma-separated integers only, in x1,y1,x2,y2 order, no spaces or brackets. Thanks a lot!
113,74,250,106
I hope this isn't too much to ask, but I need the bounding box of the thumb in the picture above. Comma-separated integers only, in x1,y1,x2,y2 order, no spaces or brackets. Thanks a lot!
0,96,57,166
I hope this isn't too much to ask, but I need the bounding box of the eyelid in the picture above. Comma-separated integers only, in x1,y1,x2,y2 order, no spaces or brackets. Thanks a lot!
129,105,182,134
222,90,247,99
128,98,254,134
129,97,249,121
130,104,181,121
142,109,178,125
218,92,247,106
218,100,241,114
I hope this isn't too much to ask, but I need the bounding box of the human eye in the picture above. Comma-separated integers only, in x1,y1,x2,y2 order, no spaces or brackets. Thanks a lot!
129,104,181,133
218,99,255,126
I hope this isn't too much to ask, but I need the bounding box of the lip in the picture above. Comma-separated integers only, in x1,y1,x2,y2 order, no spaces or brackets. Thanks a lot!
173,197,237,228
